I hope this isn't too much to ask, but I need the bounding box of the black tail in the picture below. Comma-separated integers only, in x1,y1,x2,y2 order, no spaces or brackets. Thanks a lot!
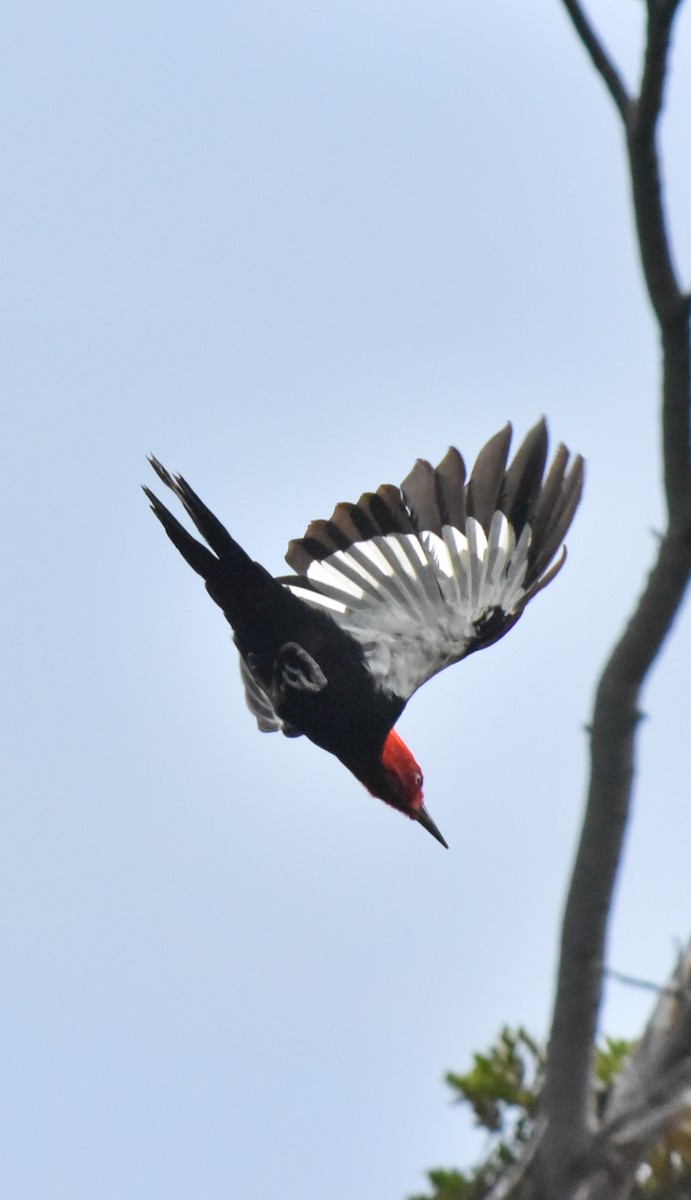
144,458,274,628
143,485,217,582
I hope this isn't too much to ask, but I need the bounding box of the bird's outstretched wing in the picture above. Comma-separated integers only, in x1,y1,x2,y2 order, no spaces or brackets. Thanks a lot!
283,420,584,703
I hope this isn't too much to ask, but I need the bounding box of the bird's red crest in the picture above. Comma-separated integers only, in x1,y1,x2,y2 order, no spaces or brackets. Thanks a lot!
380,729,424,813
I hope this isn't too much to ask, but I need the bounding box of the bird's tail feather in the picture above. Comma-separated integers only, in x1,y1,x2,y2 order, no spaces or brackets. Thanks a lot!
143,484,219,581
147,458,255,570
144,459,274,629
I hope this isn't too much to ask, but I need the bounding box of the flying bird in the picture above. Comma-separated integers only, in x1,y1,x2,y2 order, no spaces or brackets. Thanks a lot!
144,420,583,848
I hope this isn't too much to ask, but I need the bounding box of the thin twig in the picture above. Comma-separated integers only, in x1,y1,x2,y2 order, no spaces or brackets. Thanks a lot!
559,0,631,119
605,967,681,997
485,1117,546,1200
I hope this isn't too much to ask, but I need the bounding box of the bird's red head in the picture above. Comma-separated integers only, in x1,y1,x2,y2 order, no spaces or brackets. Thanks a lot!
380,729,424,811
374,730,448,848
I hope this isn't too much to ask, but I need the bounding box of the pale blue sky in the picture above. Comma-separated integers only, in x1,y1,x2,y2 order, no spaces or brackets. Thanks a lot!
2,3,690,1198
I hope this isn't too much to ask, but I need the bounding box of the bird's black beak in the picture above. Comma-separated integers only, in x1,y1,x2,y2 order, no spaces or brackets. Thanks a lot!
416,805,448,849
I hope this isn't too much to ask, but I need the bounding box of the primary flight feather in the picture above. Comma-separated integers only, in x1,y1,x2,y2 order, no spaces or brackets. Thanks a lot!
144,419,584,848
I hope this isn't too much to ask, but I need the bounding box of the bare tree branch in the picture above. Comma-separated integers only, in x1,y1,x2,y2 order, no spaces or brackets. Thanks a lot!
484,1118,546,1200
535,3,691,1196
604,941,691,1140
636,0,686,141
581,945,691,1197
605,965,681,996
628,0,691,517
628,0,688,322
559,0,631,119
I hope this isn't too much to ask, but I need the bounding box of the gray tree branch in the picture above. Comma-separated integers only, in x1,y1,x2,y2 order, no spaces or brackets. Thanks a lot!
559,0,631,118
534,2,691,1196
603,941,691,1143
582,944,691,1199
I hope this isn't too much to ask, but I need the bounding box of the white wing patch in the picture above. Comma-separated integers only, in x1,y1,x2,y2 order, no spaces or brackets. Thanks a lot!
287,514,532,701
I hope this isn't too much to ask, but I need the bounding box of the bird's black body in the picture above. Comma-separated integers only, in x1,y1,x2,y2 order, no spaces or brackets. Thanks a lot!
145,421,584,846
144,460,403,780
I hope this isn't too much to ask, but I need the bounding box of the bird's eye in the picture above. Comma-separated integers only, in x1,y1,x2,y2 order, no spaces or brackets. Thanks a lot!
413,771,423,788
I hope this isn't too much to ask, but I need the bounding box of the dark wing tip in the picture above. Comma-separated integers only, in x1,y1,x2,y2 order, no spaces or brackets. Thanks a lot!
401,456,443,535
525,443,585,588
499,419,549,534
283,420,584,622
466,423,513,533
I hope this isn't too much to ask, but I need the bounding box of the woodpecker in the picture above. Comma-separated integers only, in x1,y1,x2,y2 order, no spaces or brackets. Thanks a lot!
144,420,583,848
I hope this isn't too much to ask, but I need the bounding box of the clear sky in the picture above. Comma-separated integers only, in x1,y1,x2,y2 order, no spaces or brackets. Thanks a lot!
2,3,690,1198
